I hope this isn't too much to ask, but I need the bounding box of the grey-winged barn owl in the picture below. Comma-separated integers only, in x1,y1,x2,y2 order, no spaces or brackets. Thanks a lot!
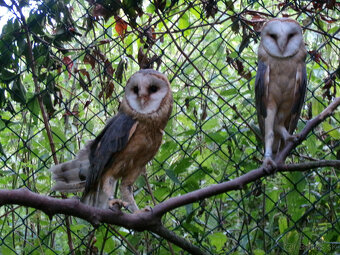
255,18,307,169
50,69,173,212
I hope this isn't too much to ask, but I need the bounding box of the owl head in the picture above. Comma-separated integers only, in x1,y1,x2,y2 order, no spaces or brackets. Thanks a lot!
124,69,172,115
260,18,304,58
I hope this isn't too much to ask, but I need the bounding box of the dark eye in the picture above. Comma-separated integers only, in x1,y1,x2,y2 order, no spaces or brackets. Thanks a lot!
269,34,277,40
149,85,158,93
287,33,295,40
133,86,139,94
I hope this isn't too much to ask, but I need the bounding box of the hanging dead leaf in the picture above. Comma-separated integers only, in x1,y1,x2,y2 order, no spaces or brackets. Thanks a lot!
104,59,114,78
115,16,128,40
202,0,218,19
98,39,111,45
138,46,147,68
115,58,127,83
99,81,115,99
62,56,73,79
84,53,96,69
92,3,113,21
84,100,92,109
75,68,92,89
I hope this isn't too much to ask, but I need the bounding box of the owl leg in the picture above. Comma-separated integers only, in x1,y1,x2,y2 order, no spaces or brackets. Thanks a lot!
276,125,298,143
263,106,277,172
120,180,138,213
119,169,143,213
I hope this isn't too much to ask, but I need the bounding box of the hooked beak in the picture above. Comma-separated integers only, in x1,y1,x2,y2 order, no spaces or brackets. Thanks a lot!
139,95,148,106
278,37,287,54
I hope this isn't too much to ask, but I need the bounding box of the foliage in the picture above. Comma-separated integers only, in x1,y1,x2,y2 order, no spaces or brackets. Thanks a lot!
0,0,339,254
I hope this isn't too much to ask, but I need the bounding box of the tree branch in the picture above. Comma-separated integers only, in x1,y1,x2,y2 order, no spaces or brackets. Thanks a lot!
0,159,338,253
0,98,338,253
275,97,340,164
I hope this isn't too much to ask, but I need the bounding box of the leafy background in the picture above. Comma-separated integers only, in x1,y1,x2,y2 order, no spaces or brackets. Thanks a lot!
0,0,339,254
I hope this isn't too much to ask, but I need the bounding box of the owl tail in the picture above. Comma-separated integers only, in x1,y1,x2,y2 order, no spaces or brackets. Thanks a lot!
50,142,92,193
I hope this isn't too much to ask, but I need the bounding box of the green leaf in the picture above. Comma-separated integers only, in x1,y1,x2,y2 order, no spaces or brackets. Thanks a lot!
254,249,265,255
0,142,5,156
42,91,55,116
202,117,219,130
171,157,192,174
0,88,5,108
27,94,40,124
283,231,300,255
10,78,26,104
178,12,190,37
265,188,279,214
323,121,340,138
165,169,181,184
1,69,17,82
208,232,227,251
279,216,288,234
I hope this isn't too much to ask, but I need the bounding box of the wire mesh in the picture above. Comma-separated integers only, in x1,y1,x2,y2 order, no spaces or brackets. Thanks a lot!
0,0,339,254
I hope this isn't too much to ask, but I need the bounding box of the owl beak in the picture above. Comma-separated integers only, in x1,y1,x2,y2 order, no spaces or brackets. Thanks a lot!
278,38,287,54
139,96,148,106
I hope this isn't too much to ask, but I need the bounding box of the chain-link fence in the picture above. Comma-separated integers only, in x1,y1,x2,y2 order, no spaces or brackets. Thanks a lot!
0,0,339,254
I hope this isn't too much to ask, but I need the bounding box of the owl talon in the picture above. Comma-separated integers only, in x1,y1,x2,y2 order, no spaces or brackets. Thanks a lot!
134,206,152,214
108,198,129,209
285,134,299,144
262,157,277,174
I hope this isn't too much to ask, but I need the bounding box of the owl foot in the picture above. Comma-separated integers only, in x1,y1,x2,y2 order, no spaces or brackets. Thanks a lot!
108,198,129,210
262,157,277,174
285,134,299,143
134,206,152,214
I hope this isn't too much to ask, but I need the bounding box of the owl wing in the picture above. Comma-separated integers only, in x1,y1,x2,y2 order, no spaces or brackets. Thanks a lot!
85,112,137,192
288,64,307,133
255,60,268,138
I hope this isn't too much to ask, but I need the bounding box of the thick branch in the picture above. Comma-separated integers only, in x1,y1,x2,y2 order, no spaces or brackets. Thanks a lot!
0,159,338,253
275,97,340,163
152,160,340,217
1,160,338,225
0,98,338,253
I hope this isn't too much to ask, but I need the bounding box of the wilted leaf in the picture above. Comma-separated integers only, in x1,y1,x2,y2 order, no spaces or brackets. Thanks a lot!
115,58,127,83
115,16,128,40
84,53,96,69
202,0,218,19
84,100,92,109
62,56,73,78
92,3,113,21
99,81,115,99
76,68,92,88
104,59,114,78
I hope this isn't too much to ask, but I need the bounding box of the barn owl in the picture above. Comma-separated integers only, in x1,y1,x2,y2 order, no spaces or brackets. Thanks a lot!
255,18,307,170
50,69,173,212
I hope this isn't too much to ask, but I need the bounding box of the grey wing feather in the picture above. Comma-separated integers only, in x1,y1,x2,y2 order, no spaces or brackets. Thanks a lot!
255,60,268,138
85,112,136,193
289,64,307,133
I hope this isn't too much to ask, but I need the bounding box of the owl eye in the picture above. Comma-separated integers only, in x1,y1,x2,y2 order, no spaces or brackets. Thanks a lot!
133,86,139,94
149,85,158,93
269,33,277,40
287,33,295,40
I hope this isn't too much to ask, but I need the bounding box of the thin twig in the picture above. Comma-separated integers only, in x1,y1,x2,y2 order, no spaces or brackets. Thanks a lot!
109,226,140,255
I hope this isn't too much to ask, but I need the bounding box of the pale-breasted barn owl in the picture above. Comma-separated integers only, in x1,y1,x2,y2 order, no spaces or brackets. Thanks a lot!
255,18,307,169
50,69,173,212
